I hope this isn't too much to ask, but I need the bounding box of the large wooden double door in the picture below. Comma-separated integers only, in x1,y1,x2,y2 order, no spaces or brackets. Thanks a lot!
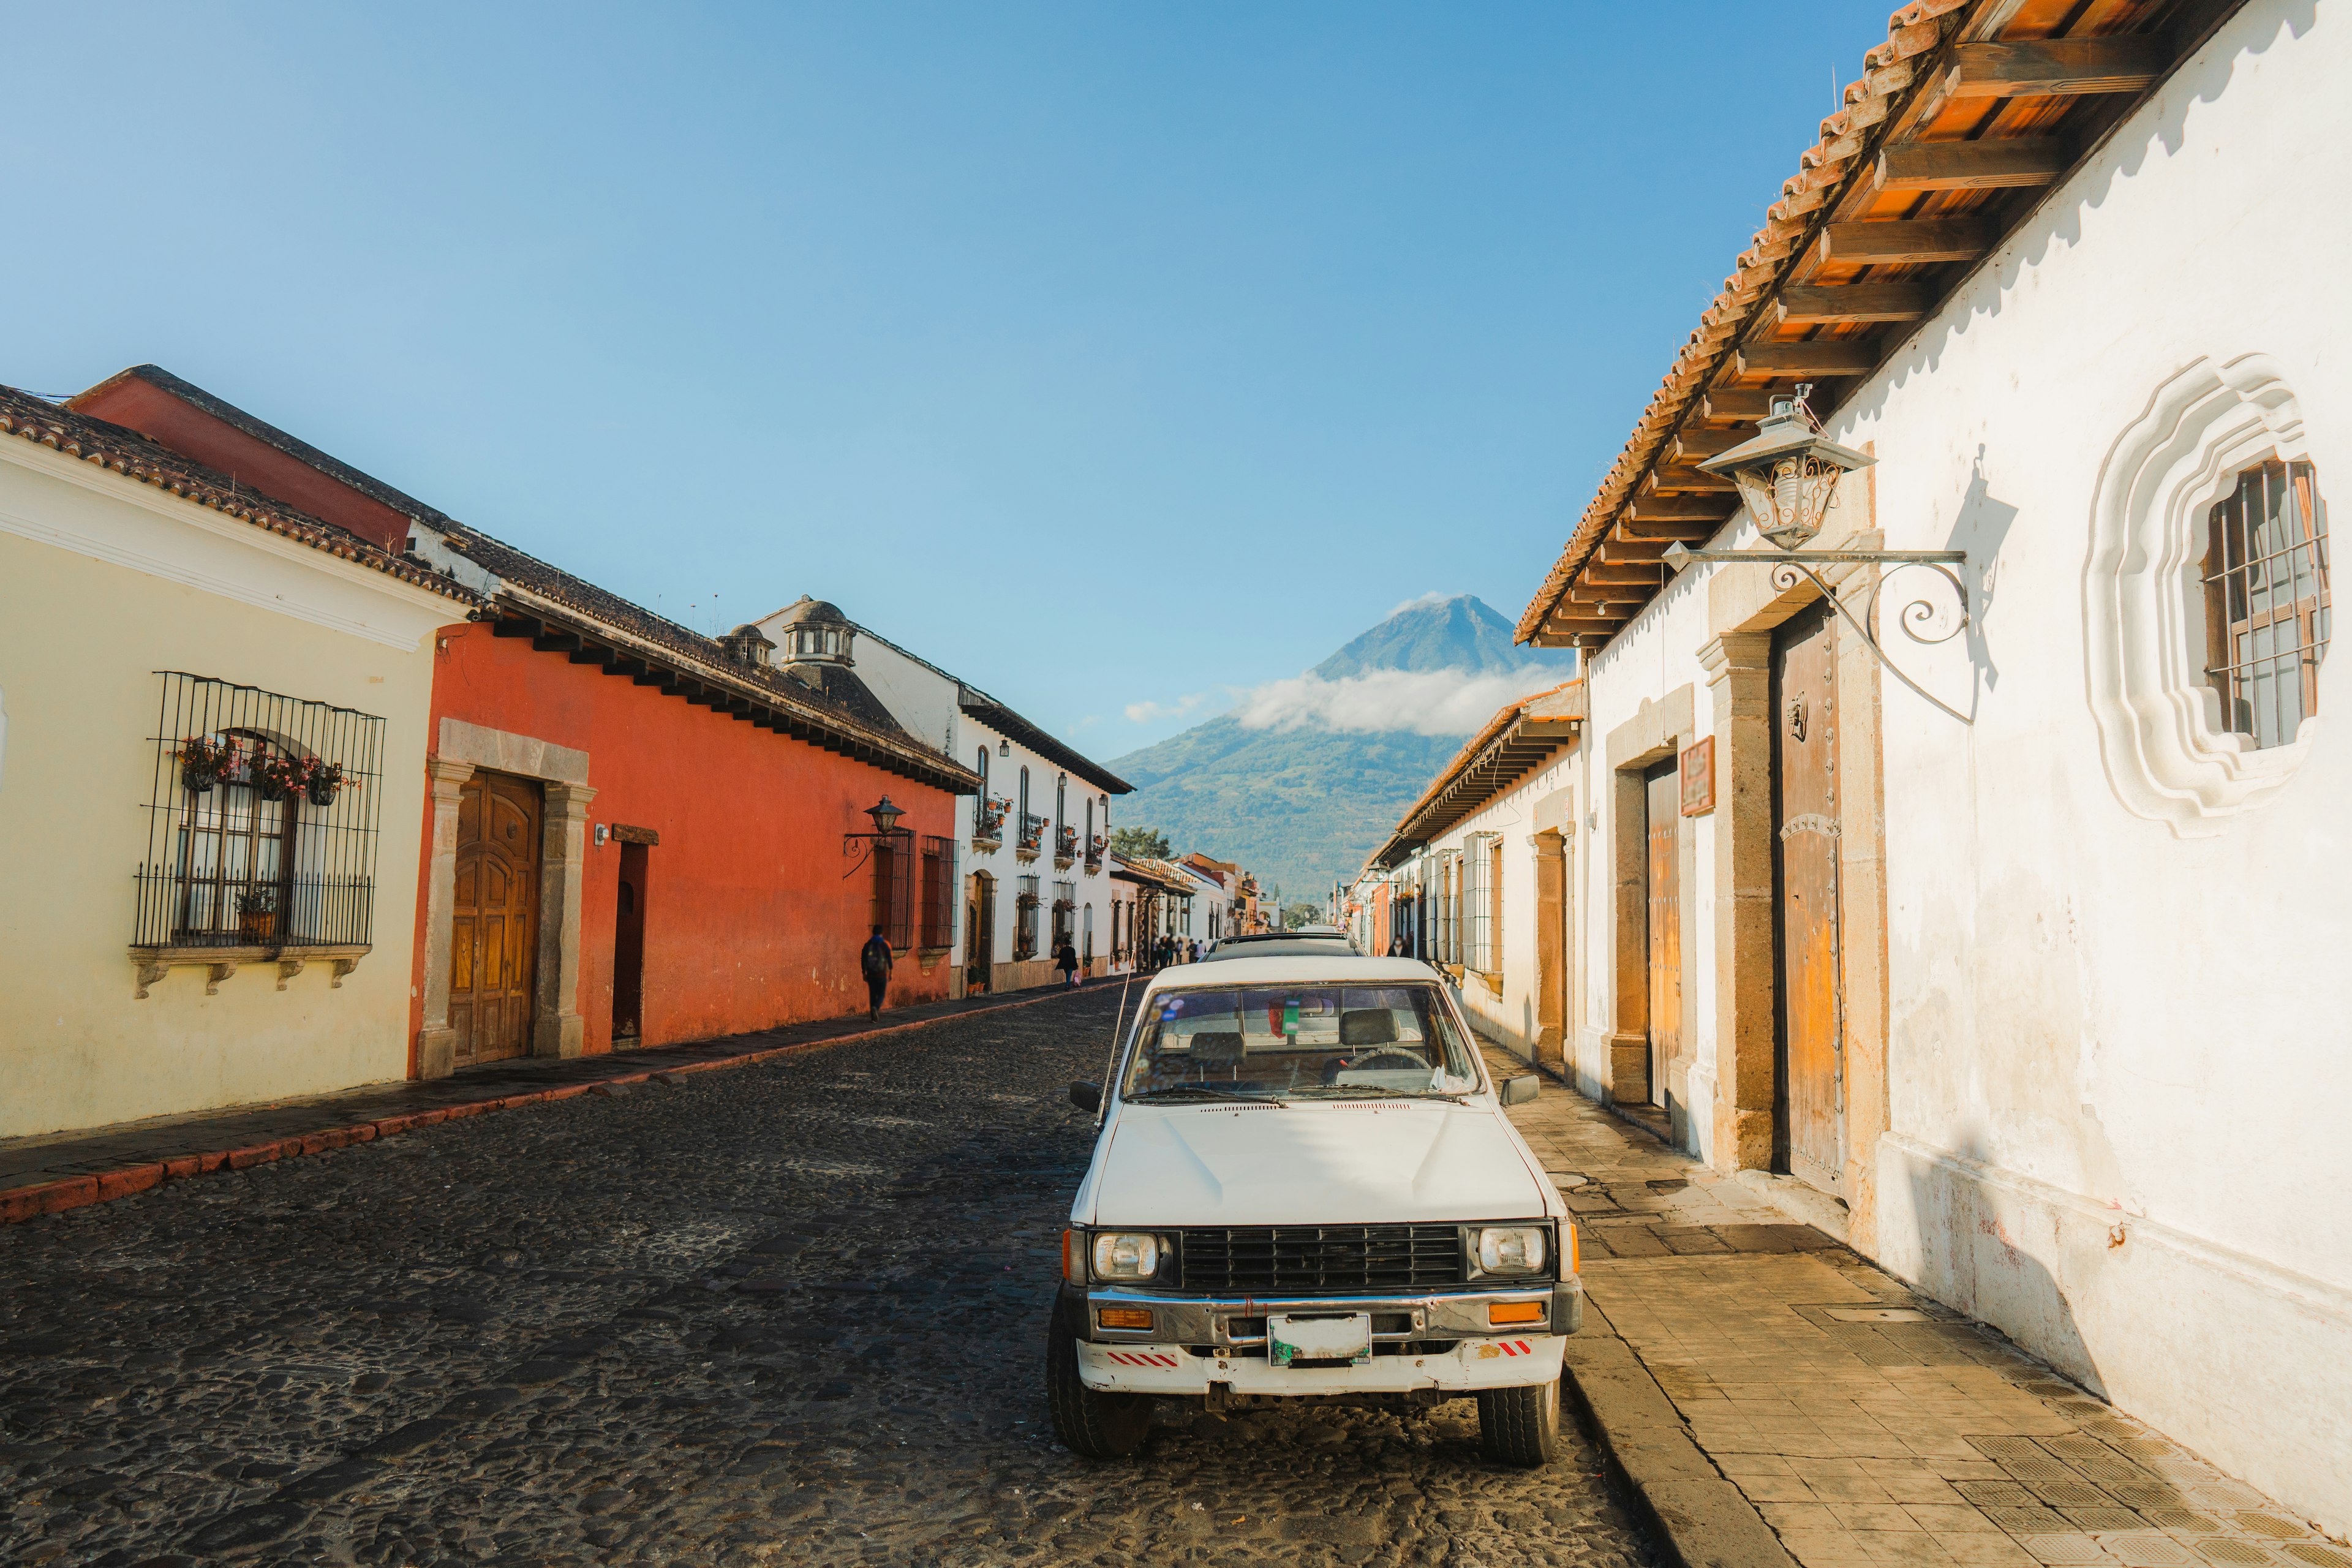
450,771,541,1066
1773,601,1844,1194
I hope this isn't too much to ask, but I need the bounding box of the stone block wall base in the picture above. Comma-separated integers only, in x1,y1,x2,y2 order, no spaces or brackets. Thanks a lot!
532,1016,586,1060
1714,1104,1774,1172
415,1028,457,1082
1607,1032,1651,1104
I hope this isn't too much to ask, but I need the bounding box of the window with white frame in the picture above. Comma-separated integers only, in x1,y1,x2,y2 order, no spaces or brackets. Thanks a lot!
1462,834,1497,976
2203,459,2329,749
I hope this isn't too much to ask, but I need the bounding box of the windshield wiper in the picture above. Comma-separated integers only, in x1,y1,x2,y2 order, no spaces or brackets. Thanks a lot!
1286,1085,1463,1101
1127,1085,1263,1103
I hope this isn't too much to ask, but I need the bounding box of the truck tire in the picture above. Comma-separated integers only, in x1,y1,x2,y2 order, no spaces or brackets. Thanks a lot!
1046,1299,1151,1459
1476,1376,1562,1467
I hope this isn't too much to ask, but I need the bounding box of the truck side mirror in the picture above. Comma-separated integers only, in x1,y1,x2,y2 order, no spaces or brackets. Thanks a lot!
1068,1080,1102,1114
1499,1074,1539,1107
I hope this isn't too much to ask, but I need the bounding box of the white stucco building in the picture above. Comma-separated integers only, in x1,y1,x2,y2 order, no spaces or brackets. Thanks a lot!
1484,0,2350,1534
753,598,1133,993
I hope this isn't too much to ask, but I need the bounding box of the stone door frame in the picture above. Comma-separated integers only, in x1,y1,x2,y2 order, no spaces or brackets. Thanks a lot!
417,717,596,1079
1697,532,1891,1247
1603,686,1694,1109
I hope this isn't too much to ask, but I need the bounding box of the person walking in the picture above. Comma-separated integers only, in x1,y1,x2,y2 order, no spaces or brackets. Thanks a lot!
859,925,893,1022
1055,933,1080,989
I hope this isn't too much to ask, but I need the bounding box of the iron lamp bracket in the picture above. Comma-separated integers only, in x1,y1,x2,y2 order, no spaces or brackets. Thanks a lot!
1661,543,1973,725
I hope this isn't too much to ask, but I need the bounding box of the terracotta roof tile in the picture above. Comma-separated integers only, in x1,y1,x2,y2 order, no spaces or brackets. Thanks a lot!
0,384,475,605
1513,0,1975,644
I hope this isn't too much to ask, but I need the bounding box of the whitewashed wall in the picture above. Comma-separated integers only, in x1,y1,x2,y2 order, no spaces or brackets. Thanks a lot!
1566,1,2352,1532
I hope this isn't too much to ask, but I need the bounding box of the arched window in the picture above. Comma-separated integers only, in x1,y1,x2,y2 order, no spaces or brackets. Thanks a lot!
2203,459,2329,748
976,745,989,795
1056,774,1068,828
1085,797,1094,843
1019,766,1030,826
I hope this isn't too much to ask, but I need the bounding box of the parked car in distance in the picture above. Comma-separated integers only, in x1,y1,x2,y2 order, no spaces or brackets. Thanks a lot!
1200,927,1356,962
1049,956,1576,1464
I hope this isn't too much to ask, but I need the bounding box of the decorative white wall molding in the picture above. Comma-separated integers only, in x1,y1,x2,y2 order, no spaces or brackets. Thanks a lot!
2083,354,2320,837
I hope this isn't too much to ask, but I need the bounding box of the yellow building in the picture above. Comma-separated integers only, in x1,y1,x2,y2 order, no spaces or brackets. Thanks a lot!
0,383,469,1139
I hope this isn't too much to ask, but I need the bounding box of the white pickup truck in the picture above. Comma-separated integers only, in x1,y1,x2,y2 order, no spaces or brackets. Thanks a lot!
1047,956,1581,1465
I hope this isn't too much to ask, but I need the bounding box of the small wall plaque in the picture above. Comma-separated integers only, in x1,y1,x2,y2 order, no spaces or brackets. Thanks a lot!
1679,737,1716,816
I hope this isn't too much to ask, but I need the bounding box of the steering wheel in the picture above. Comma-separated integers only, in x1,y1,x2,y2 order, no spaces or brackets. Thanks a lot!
1321,1048,1432,1084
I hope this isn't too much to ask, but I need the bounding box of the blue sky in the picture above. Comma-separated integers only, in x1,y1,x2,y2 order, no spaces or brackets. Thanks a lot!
7,1,1892,753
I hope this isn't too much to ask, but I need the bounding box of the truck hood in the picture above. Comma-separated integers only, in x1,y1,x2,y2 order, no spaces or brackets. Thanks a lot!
1087,1100,1550,1226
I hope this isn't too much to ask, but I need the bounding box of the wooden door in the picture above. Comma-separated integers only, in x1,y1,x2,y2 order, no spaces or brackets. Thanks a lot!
611,842,648,1046
450,771,540,1066
966,872,995,992
1773,601,1844,1194
1643,761,1683,1112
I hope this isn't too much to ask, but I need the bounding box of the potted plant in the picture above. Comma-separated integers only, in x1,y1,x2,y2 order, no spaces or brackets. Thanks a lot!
237,885,281,943
175,736,240,794
300,759,350,808
249,752,304,802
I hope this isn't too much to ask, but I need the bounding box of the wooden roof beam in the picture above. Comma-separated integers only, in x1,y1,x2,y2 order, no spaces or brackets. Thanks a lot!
1737,339,1882,378
490,616,541,639
1667,427,1746,463
1774,282,1929,326
1647,465,1737,494
1581,560,1662,589
1626,497,1736,527
1817,218,1988,266
1942,37,2168,100
1873,140,2069,194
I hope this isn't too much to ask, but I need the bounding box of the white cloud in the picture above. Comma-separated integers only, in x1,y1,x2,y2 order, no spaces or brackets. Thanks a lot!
1387,589,1465,616
1124,693,1205,725
1067,715,1099,733
1232,666,1564,737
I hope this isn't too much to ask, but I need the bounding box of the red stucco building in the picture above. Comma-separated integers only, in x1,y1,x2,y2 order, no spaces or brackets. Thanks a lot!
73,365,977,1080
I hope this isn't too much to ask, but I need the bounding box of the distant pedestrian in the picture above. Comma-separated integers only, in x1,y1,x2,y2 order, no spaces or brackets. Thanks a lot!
1189,939,1202,964
859,925,893,1021
1387,934,1405,957
1055,936,1080,989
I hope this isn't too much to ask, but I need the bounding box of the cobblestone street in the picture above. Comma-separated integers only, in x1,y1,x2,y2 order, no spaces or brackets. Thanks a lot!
0,989,1651,1568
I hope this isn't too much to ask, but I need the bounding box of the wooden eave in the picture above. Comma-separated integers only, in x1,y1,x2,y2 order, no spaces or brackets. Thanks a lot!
484,591,981,795
1518,0,2247,650
1372,714,1581,869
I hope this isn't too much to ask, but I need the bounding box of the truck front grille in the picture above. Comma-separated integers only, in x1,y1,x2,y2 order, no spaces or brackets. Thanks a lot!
1173,1225,1464,1294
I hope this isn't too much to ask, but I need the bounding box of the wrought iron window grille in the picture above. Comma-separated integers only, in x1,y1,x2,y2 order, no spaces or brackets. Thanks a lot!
132,673,386,997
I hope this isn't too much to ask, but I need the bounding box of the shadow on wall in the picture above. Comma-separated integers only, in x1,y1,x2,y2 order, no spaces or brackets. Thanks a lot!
1904,1118,2105,1400
1949,447,2021,699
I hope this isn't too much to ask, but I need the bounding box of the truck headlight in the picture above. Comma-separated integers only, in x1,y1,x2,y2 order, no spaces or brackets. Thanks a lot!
1471,1224,1548,1277
1090,1232,1163,1281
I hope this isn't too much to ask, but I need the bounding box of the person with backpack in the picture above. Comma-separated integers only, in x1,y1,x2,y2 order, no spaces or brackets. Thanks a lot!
859,925,893,1021
1055,934,1080,989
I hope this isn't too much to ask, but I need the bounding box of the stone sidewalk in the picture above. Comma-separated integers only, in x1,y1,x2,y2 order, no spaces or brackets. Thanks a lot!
0,972,1149,1225
1486,1046,2350,1568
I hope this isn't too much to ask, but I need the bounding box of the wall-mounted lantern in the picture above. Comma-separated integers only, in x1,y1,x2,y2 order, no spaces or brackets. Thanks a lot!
1658,385,1974,724
842,794,912,876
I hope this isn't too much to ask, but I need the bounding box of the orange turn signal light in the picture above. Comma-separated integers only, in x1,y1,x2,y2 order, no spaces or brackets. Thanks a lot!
1488,1302,1546,1327
1097,1308,1154,1331
1567,1222,1580,1276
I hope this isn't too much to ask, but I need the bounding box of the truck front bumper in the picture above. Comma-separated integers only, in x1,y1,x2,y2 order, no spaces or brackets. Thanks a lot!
1066,1276,1581,1396
1077,1333,1565,1395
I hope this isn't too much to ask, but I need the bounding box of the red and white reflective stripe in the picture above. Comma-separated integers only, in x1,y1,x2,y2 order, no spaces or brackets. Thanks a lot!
1103,1351,1180,1368
1498,1340,1532,1357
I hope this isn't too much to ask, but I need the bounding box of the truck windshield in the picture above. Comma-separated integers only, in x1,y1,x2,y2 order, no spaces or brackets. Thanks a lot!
1118,984,1481,1102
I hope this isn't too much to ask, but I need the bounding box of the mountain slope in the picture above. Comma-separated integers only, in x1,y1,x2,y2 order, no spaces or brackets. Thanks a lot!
1312,594,1544,679
1109,595,1574,900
